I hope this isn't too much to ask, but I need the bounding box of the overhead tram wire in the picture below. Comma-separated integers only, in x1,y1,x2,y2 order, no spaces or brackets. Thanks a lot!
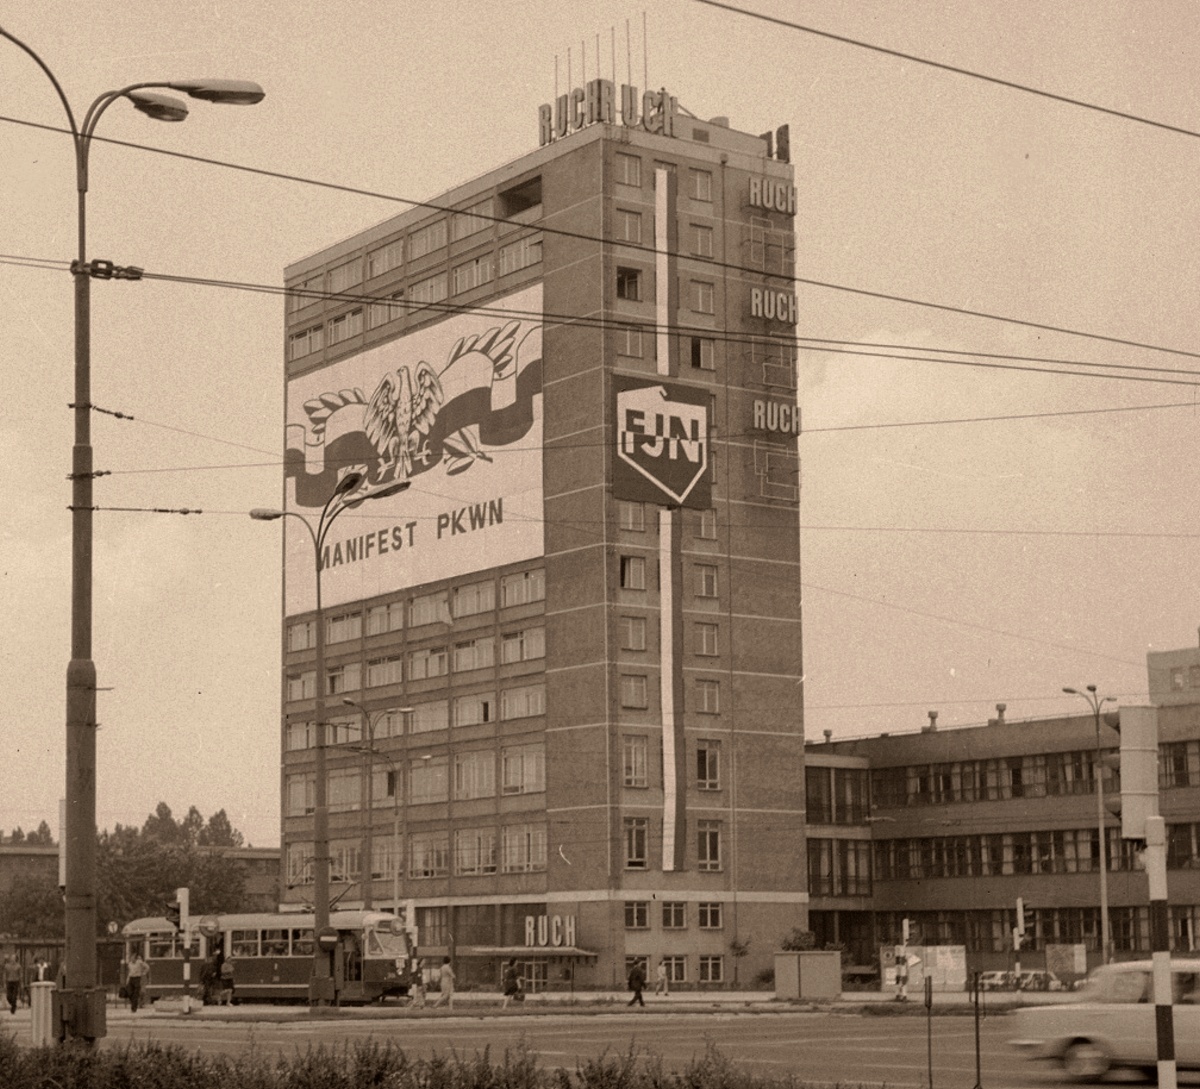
694,0,1200,144
4,112,1200,364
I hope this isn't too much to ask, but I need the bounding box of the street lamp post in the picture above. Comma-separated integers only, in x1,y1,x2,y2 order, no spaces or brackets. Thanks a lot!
0,25,264,1044
343,699,410,914
1064,684,1116,965
252,478,408,1003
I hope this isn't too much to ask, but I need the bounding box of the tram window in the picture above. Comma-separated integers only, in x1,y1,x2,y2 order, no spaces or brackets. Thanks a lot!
231,930,260,957
291,928,314,956
261,929,289,956
148,936,175,959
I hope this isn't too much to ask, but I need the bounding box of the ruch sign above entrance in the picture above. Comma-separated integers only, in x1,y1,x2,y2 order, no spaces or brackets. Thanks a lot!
613,377,711,509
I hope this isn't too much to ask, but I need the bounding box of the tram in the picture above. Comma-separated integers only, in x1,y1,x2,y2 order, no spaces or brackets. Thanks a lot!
122,909,416,1004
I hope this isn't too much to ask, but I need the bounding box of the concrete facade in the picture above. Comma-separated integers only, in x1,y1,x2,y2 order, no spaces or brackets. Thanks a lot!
277,100,806,990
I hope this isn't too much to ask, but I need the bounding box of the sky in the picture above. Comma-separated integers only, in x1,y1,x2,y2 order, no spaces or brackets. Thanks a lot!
2,1,1199,849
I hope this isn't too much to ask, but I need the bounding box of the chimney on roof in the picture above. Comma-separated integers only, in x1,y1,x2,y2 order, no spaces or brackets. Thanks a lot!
996,703,1006,724
923,710,938,733
823,729,832,743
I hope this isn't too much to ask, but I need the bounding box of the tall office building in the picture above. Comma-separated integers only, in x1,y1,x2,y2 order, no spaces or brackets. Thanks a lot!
276,83,805,988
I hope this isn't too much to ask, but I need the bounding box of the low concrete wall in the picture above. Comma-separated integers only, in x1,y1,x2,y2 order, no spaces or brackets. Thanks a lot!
774,951,841,1000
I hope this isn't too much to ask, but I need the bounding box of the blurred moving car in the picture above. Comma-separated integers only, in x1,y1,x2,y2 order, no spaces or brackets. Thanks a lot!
1010,959,1200,1079
979,970,1016,991
1017,970,1065,992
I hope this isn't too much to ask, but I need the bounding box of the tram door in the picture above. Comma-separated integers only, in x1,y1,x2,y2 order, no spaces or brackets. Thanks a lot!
334,934,365,1001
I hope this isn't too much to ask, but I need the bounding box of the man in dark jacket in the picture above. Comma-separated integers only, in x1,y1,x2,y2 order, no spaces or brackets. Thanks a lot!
626,960,646,1007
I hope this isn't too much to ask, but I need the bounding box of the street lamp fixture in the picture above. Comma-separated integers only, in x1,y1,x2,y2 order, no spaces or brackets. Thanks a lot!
1064,684,1117,964
0,24,263,1045
252,476,408,1004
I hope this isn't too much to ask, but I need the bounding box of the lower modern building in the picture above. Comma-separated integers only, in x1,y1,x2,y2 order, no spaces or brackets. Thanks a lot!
273,86,807,990
806,658,1200,979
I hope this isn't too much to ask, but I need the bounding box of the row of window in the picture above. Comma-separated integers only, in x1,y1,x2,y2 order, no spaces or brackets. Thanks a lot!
285,823,547,882
287,572,544,652
616,616,721,656
622,817,722,871
627,954,726,984
624,900,726,930
613,153,713,202
617,502,718,537
618,674,721,713
872,739,1200,807
284,742,545,815
805,766,870,825
619,556,719,596
622,736,722,790
807,838,872,897
615,268,718,315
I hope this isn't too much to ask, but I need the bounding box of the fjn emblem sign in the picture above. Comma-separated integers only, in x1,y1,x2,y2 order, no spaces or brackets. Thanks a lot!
614,378,711,509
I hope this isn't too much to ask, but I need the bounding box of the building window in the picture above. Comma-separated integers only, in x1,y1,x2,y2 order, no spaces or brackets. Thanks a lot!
688,168,713,201
624,901,650,928
662,955,687,982
454,827,497,875
286,842,314,886
697,740,721,790
616,209,642,244
498,234,542,275
696,564,718,598
367,239,403,279
616,152,642,187
697,821,722,871
620,616,647,651
326,613,361,644
698,902,723,929
690,336,715,370
408,646,448,680
454,749,496,800
696,678,720,714
689,280,714,314
325,662,361,695
285,772,315,817
288,325,324,360
697,509,717,540
288,620,315,652
620,555,646,589
698,955,724,983
1171,668,1186,690
287,672,316,701
452,580,495,618
287,273,322,313
452,693,495,727
501,743,545,794
623,735,649,787
409,831,449,878
409,592,449,627
327,308,363,345
615,325,643,357
409,701,448,734
620,674,649,709
500,682,545,720
366,602,404,635
624,817,649,869
452,255,494,295
328,715,360,744
368,290,405,329
377,707,409,739
408,271,448,306
451,197,493,242
453,636,495,672
696,622,718,657
690,223,713,258
500,626,545,663
501,822,547,873
616,267,642,302
409,219,447,260
662,901,686,929
328,767,361,812
285,720,314,751
618,501,646,532
409,755,449,804
366,656,403,687
501,568,545,606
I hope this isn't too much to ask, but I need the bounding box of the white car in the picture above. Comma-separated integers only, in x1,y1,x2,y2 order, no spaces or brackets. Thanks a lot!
1010,959,1200,1079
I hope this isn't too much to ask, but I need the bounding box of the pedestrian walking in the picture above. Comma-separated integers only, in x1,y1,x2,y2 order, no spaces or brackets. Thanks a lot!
3,953,21,1014
654,960,669,996
626,960,646,1008
502,958,523,1007
432,956,455,1008
126,951,150,1013
219,953,236,1005
408,959,426,1008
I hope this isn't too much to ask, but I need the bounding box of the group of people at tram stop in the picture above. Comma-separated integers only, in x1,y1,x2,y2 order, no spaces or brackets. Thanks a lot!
2,952,55,1015
406,955,456,1008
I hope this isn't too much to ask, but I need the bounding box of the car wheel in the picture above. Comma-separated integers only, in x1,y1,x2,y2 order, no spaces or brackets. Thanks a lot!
1061,1040,1110,1080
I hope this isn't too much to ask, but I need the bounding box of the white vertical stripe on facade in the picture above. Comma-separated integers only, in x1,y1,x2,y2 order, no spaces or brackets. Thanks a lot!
655,167,670,376
660,506,677,870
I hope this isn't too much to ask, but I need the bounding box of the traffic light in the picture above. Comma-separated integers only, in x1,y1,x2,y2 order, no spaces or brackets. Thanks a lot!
166,887,190,932
902,917,911,944
1016,897,1035,940
1103,706,1159,841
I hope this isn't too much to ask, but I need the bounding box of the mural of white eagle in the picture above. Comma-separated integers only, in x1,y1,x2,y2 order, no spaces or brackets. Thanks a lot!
362,360,444,482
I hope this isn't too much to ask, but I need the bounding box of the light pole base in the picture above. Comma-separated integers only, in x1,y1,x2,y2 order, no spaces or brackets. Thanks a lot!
52,986,107,1044
308,976,336,1005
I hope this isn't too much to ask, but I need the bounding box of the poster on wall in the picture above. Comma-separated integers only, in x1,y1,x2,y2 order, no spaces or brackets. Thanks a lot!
283,284,544,615
612,376,711,510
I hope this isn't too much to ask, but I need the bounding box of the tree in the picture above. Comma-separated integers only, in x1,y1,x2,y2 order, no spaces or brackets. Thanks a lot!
0,870,63,939
198,810,243,848
781,928,817,951
28,821,55,846
8,827,25,844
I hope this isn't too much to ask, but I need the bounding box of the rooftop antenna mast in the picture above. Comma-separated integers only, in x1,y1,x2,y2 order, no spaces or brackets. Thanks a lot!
625,19,631,86
642,10,648,89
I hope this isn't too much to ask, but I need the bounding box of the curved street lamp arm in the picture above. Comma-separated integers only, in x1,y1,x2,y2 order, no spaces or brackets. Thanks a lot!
0,26,80,140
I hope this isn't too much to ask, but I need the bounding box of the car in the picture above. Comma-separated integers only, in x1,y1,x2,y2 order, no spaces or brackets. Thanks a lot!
1010,959,1200,1079
978,970,1016,991
1017,970,1065,992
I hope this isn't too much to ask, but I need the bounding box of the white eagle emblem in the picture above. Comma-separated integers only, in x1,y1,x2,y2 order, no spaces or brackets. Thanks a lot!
362,361,444,482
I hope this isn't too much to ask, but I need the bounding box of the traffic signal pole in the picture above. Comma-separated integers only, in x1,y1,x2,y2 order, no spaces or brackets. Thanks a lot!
1145,816,1176,1089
